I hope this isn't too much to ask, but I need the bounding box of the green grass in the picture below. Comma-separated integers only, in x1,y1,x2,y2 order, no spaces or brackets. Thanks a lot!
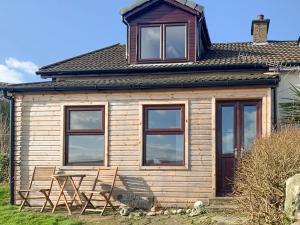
0,184,82,225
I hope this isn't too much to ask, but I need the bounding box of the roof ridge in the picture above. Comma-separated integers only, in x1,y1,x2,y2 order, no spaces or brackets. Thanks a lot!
37,43,121,73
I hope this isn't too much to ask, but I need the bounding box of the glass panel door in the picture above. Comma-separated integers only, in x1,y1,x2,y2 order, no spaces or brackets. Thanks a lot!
243,105,258,150
217,100,261,196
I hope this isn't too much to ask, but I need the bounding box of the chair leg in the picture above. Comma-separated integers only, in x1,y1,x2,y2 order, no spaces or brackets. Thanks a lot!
81,193,94,215
18,191,31,211
40,190,54,213
100,194,112,216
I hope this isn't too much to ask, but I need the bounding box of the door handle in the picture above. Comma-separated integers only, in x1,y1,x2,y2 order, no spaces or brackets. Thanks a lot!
234,148,238,159
241,147,245,157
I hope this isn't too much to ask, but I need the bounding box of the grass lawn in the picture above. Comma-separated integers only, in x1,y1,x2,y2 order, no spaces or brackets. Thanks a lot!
0,184,81,225
0,184,247,225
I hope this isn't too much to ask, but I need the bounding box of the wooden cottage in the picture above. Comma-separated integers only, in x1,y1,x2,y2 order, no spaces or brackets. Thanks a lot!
2,0,300,208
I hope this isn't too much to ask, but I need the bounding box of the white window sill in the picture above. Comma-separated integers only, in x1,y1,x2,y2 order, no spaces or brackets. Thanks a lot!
139,165,189,171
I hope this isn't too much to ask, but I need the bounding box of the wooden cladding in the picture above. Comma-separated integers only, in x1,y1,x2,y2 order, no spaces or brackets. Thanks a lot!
127,1,198,64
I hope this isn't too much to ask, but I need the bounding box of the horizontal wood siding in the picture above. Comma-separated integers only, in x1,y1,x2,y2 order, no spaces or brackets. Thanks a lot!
128,2,197,64
14,87,272,208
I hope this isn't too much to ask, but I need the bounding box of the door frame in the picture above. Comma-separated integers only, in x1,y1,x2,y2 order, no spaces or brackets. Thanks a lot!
215,99,262,196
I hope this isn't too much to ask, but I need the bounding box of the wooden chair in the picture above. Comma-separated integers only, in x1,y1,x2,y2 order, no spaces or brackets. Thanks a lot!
18,166,56,212
81,167,118,216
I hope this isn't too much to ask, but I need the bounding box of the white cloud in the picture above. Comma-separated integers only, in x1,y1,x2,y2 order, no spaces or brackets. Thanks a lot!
5,57,38,75
0,65,23,83
0,58,40,84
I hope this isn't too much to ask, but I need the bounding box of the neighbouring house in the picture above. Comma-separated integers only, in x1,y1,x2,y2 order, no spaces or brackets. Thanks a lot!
2,0,300,208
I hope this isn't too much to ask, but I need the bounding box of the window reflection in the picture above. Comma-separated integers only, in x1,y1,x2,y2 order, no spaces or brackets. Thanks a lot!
145,135,184,164
68,135,104,163
140,27,161,59
70,111,102,130
148,109,181,129
222,107,234,154
166,25,186,58
244,106,257,150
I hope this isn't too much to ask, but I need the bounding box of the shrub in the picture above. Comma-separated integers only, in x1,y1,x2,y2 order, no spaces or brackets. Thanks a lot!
234,127,300,225
0,151,9,183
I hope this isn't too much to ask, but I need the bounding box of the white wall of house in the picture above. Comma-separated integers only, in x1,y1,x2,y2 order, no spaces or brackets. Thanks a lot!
277,70,300,121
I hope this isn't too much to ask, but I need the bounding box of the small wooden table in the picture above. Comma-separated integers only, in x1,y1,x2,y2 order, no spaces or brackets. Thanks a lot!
52,174,86,215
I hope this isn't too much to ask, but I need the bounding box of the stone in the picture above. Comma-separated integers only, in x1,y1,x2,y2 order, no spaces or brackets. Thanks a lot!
156,210,163,215
133,212,144,218
177,209,185,214
292,222,300,225
163,210,170,215
189,208,206,217
186,209,192,214
194,201,204,209
285,174,300,220
171,209,178,215
147,212,156,216
119,207,134,217
150,206,156,212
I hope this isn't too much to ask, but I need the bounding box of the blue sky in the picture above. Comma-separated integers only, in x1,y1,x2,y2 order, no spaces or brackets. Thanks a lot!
0,0,299,83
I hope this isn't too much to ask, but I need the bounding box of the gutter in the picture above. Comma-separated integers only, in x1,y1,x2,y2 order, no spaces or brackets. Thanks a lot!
37,64,270,78
6,78,279,94
2,89,15,205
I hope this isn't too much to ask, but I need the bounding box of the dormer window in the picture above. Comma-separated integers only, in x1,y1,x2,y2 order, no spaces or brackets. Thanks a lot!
139,24,187,62
165,25,187,59
140,26,161,60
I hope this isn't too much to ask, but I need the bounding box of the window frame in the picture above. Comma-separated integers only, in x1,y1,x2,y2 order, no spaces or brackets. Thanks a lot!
139,25,163,61
164,24,188,60
142,104,186,167
138,23,188,63
64,106,105,166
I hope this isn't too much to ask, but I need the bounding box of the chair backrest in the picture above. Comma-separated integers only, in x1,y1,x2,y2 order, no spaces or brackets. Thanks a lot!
29,166,56,189
92,167,118,192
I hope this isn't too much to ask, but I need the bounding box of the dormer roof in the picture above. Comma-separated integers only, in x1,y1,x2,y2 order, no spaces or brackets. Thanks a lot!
120,0,204,18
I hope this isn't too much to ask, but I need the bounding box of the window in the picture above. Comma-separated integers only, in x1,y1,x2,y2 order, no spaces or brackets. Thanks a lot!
165,25,186,59
143,105,185,166
65,106,105,166
140,26,161,60
139,24,187,61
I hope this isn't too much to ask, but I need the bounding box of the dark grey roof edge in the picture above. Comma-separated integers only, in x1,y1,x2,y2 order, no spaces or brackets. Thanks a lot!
4,78,279,94
38,64,272,78
120,0,204,16
37,43,122,73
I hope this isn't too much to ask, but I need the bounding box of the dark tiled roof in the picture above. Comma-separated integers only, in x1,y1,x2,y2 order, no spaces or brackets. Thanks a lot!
0,82,7,88
5,73,279,93
37,41,300,75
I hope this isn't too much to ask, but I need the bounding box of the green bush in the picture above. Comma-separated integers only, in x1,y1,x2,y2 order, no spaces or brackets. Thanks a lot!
0,152,9,183
234,127,300,225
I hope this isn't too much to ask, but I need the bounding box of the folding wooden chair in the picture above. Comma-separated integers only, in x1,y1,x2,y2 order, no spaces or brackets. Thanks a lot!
81,167,118,216
18,166,56,212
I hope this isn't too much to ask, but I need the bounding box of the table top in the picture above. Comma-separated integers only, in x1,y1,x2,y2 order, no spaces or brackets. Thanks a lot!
52,174,86,178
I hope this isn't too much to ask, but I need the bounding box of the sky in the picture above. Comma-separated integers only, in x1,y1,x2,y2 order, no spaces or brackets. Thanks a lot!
0,0,299,84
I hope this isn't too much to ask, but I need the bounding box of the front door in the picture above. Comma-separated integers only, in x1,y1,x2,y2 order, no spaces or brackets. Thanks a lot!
216,100,262,196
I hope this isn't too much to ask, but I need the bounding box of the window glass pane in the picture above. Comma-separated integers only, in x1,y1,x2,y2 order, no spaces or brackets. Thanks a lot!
166,25,186,58
70,110,102,130
140,27,161,59
221,106,235,154
148,109,181,129
68,135,104,163
244,106,257,150
145,134,184,165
